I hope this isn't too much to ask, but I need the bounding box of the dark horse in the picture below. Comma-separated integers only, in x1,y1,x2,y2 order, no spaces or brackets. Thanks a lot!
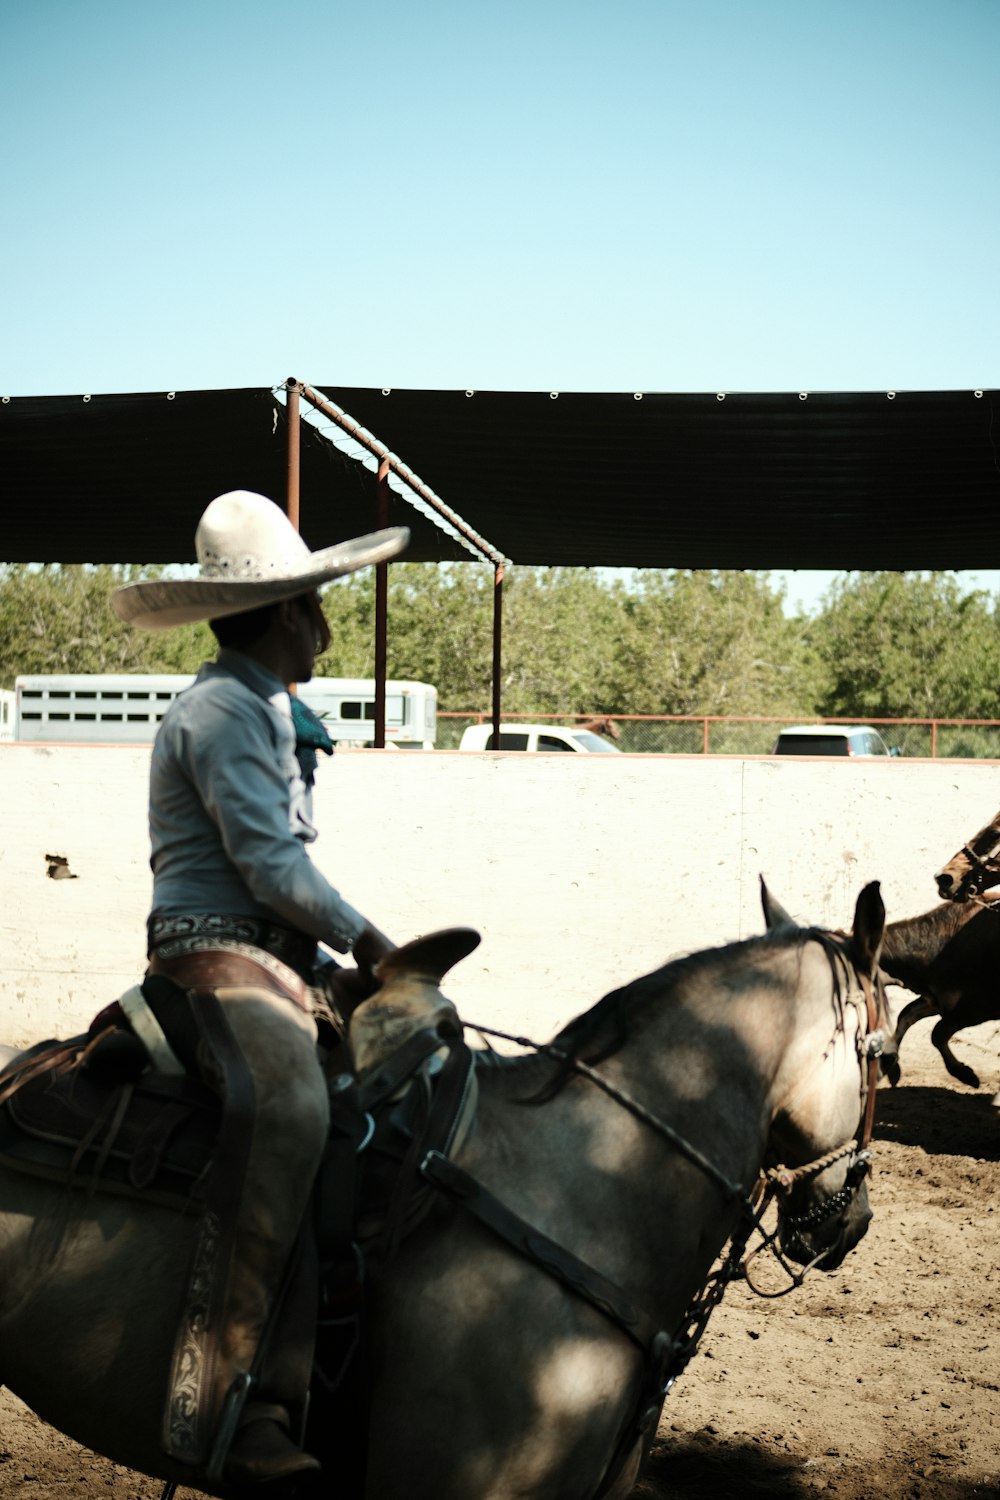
903,807,1000,1087
880,892,1000,1088
0,885,890,1500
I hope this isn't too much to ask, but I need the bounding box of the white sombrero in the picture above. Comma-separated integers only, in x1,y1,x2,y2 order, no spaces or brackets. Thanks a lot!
111,490,410,631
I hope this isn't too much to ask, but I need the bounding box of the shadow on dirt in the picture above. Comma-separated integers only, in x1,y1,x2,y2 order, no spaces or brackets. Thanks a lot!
874,1084,999,1161
636,1434,1000,1499
635,1435,804,1497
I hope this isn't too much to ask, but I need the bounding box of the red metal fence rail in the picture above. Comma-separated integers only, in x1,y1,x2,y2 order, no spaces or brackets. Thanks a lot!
437,712,1000,758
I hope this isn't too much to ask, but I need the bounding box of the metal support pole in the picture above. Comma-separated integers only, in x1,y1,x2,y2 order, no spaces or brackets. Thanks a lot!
492,562,504,742
374,456,390,748
285,378,302,528
283,379,304,699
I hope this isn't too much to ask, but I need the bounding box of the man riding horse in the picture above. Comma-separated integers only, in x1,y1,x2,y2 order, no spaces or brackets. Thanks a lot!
111,491,408,1493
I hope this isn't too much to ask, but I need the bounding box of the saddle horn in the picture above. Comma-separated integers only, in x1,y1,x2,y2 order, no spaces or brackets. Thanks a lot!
352,928,481,1079
375,927,482,986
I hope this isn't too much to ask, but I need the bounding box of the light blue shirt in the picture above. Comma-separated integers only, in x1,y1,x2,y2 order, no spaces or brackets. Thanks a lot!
148,649,365,952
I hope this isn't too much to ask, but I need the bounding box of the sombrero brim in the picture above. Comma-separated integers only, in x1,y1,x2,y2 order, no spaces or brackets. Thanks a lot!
111,527,410,631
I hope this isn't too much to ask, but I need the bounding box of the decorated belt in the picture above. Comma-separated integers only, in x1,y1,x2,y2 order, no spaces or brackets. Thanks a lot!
148,913,318,980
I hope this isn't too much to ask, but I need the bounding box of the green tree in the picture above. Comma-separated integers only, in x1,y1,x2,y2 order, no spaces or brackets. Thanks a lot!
317,563,624,716
8,564,1000,754
489,567,626,716
811,572,1000,721
613,570,825,719
316,563,495,703
0,564,217,686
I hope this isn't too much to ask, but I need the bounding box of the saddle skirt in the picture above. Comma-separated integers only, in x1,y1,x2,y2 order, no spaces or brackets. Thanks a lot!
0,1032,219,1208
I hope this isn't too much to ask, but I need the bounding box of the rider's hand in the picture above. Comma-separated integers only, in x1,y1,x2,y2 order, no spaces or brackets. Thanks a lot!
320,925,394,1020
352,923,395,975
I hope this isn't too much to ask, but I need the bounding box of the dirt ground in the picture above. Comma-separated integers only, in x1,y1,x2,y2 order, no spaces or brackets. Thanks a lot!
1,1015,998,1500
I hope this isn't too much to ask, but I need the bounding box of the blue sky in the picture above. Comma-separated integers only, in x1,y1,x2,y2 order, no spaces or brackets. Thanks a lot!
2,1,997,605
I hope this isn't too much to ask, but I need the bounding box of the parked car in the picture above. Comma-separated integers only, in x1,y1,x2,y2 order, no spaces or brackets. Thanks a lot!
771,725,898,757
458,723,621,753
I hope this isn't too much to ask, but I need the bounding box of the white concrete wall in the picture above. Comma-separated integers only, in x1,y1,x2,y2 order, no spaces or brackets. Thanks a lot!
2,743,998,1050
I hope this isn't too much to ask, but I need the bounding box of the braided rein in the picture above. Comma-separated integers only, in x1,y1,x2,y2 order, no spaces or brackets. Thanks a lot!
465,1018,870,1299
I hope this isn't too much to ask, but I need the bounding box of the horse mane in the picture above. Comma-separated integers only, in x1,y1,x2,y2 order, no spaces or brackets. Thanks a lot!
968,809,1000,858
882,898,979,958
476,925,853,1104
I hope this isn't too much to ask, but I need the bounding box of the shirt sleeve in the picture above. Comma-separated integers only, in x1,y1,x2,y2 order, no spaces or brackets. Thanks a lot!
175,685,366,952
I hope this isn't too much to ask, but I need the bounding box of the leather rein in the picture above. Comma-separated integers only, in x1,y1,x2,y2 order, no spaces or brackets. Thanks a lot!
466,951,885,1303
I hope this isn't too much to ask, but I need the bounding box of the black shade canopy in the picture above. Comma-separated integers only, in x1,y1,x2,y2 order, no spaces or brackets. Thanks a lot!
0,388,474,564
2,383,998,568
320,386,1000,569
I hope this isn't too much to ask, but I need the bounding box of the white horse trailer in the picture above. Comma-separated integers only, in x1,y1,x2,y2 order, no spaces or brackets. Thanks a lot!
12,674,437,748
14,674,195,744
302,677,437,749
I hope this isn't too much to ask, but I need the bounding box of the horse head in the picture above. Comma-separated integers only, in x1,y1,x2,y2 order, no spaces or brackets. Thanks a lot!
935,808,1000,901
759,879,891,1273
580,715,621,742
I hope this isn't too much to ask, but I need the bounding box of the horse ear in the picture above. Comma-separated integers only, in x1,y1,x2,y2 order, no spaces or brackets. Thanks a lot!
851,881,885,976
760,875,797,930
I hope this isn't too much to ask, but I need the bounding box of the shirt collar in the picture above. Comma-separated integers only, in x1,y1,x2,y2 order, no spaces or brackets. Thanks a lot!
213,648,289,705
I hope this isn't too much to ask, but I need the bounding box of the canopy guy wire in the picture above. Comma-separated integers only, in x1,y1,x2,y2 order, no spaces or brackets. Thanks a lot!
281,381,509,567
277,378,507,743
275,385,476,555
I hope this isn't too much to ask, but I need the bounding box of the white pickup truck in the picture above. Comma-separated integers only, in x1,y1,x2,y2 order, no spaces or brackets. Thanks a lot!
458,723,620,753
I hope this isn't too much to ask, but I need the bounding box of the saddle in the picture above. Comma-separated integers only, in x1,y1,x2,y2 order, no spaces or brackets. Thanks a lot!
0,929,482,1225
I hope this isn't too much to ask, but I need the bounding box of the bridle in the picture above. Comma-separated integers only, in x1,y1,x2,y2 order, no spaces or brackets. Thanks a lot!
745,963,888,1291
951,841,1000,903
939,822,1000,903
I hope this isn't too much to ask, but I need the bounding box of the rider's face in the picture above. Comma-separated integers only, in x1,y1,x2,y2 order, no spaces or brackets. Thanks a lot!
287,591,331,681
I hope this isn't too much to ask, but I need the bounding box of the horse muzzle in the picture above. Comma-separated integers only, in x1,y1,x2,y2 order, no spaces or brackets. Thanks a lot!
778,1168,872,1272
936,856,989,903
935,870,964,901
